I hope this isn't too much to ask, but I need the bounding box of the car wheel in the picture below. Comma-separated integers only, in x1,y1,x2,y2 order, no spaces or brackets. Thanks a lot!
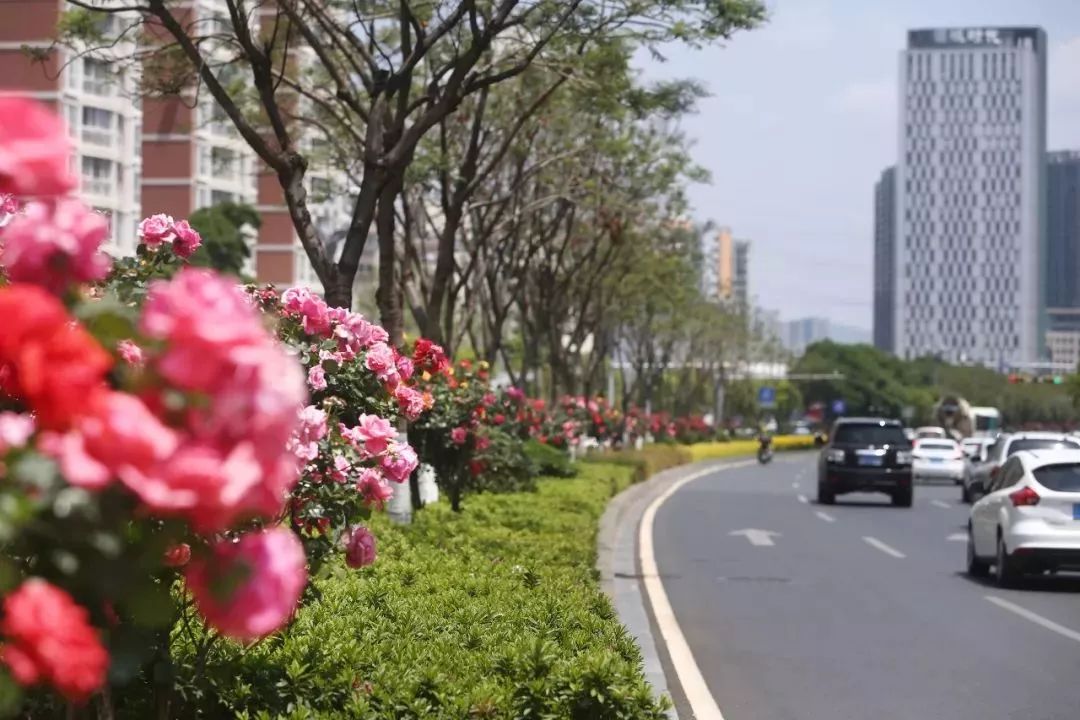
961,484,971,504
817,484,835,505
995,533,1021,588
966,529,989,577
892,487,913,508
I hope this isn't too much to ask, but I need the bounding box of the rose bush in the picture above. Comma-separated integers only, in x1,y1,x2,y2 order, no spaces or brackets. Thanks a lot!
0,97,427,715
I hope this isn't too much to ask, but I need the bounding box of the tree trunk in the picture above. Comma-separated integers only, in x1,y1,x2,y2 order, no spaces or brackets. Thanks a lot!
375,175,405,346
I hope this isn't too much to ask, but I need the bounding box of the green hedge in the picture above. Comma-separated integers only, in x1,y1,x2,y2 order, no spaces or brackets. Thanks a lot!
153,463,670,719
582,445,693,484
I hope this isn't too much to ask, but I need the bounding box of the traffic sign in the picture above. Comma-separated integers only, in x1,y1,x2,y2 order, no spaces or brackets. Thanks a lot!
758,386,777,409
831,399,846,415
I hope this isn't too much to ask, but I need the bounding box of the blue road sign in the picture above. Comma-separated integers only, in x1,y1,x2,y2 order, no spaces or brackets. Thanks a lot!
832,399,846,415
758,386,777,409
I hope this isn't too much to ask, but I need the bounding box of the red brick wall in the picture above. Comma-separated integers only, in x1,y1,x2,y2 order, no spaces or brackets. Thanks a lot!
0,1,61,42
256,250,294,285
142,142,193,177
142,185,192,220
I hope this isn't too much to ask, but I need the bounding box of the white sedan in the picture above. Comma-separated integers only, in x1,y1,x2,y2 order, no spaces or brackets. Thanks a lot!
912,438,966,484
968,449,1080,586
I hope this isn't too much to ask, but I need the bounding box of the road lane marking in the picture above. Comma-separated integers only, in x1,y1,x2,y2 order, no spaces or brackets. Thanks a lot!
797,494,809,504
931,499,951,509
985,596,1080,644
640,461,754,720
815,511,836,523
729,528,780,546
863,536,906,558
946,532,966,542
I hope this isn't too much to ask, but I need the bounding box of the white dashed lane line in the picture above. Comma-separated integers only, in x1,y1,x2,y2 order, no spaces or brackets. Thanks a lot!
815,511,836,523
797,494,809,504
863,536,906,558
985,596,1080,644
930,499,952,509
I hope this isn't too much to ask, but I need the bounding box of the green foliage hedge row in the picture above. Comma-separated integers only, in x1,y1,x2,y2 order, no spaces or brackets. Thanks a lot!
582,445,694,484
147,463,669,719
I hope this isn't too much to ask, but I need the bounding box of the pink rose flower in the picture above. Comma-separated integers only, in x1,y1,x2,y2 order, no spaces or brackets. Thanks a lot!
186,528,307,641
116,339,144,368
140,268,306,444
329,454,350,484
0,98,76,198
138,214,175,248
38,431,110,489
171,219,202,258
0,413,34,453
393,384,427,422
280,286,314,315
450,427,468,445
119,442,266,532
475,435,491,452
364,342,397,381
0,193,19,228
335,313,388,356
349,414,396,456
300,296,331,337
290,405,328,462
0,200,112,294
506,387,525,402
307,364,327,391
356,468,394,509
395,355,414,381
41,391,178,491
380,440,418,483
341,525,377,569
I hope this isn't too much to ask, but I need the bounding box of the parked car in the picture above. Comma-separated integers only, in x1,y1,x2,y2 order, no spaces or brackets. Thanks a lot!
965,432,1080,504
817,418,913,507
967,448,1080,586
912,438,967,485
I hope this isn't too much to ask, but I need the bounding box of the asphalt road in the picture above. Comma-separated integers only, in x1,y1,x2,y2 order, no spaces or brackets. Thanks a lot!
652,455,1080,720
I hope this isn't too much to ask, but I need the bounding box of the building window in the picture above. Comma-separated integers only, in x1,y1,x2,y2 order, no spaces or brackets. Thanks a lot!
81,156,114,196
81,107,115,147
82,58,113,96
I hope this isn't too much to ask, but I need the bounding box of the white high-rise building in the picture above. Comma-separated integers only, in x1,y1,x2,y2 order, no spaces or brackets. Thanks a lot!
895,27,1047,365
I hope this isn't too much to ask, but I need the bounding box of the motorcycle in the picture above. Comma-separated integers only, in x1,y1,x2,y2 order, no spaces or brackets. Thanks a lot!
757,439,774,464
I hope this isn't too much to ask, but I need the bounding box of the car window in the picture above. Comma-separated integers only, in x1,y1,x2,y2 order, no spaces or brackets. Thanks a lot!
1032,464,1080,492
994,458,1024,492
1006,438,1080,456
832,423,908,445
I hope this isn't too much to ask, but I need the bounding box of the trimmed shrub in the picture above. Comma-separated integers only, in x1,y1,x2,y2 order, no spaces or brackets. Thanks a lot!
583,445,693,483
136,463,670,719
524,439,578,478
687,435,817,462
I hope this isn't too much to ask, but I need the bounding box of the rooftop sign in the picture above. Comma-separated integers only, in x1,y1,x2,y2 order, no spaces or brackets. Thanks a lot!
908,27,1042,50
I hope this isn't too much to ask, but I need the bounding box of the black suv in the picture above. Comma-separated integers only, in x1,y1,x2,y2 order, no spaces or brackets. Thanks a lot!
817,418,914,507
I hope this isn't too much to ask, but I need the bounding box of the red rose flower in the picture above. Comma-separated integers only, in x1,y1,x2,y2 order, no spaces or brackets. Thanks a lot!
0,285,112,429
412,338,449,373
164,543,192,568
0,580,108,703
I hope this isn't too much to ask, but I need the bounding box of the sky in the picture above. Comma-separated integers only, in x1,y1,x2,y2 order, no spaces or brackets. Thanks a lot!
636,0,1080,330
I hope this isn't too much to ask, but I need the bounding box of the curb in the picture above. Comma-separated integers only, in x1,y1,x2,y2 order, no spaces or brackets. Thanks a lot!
596,459,733,719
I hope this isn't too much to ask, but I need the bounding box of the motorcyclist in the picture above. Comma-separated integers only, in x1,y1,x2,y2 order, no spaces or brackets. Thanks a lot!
756,425,773,454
